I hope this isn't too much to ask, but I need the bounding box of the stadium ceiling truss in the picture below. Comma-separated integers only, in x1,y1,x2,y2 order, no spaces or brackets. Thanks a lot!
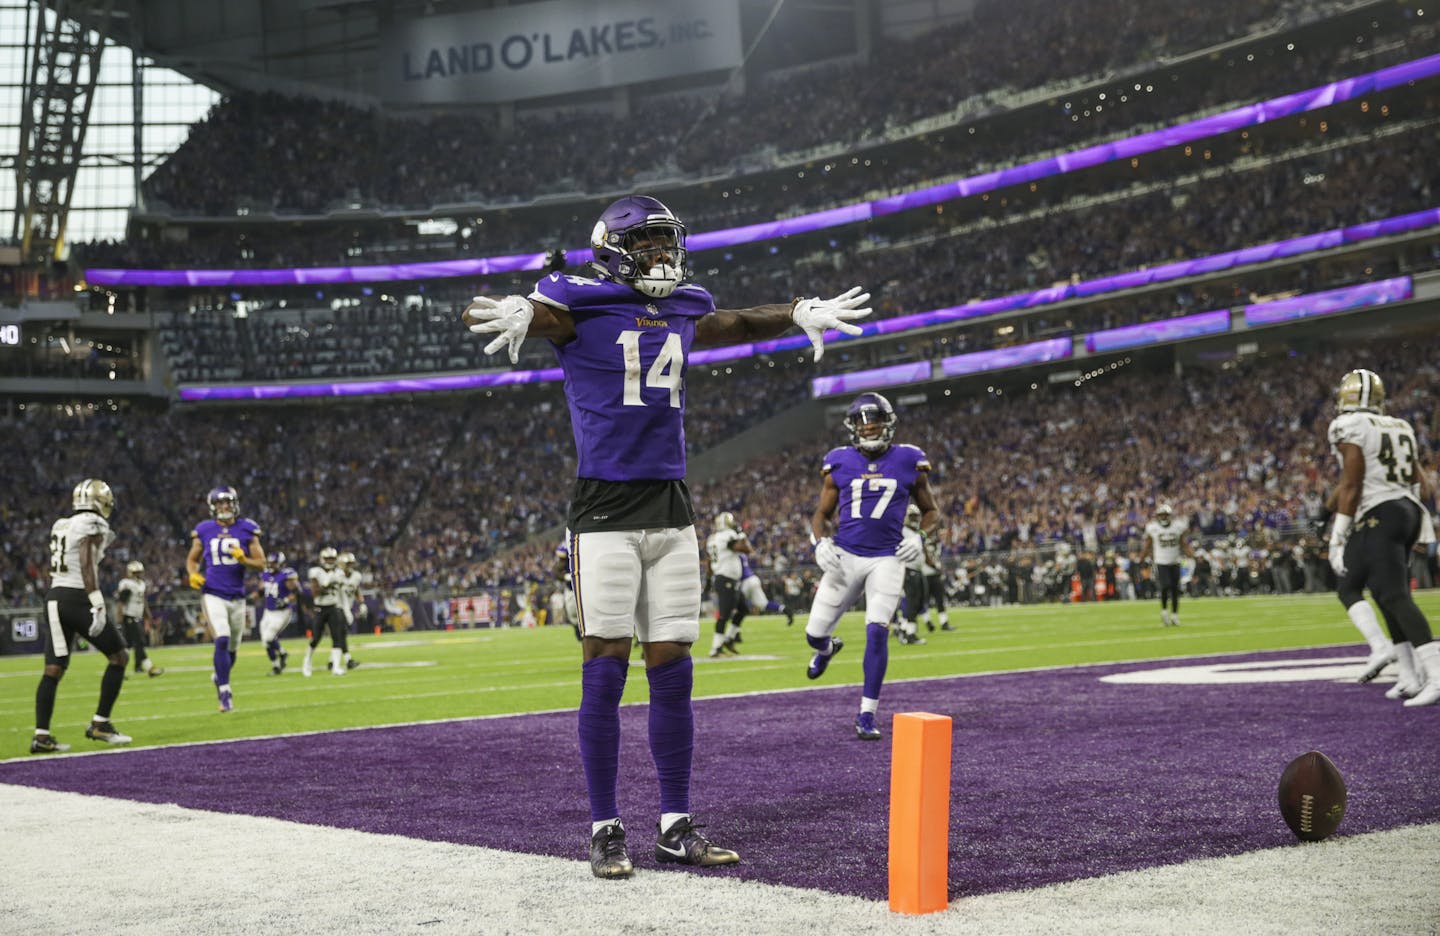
14,0,113,266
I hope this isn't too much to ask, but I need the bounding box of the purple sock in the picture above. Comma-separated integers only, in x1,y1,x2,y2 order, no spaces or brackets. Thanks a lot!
578,656,628,822
806,632,833,652
863,622,889,700
646,656,694,816
213,636,232,688
265,640,279,662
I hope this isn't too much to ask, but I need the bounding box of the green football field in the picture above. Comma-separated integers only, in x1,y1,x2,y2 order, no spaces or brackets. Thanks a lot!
4,591,1438,755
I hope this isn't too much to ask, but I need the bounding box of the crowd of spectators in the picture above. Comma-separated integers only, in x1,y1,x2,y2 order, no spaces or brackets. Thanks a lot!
76,3,1433,274
688,331,1440,583
3,327,1435,618
153,111,1440,384
130,0,1319,220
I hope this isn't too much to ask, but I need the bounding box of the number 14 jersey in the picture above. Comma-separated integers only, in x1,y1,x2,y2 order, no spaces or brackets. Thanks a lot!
531,271,714,482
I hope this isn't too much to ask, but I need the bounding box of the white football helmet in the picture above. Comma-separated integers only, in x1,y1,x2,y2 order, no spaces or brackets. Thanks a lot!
1156,504,1173,526
126,560,144,576
339,551,357,569
714,512,736,532
73,479,115,519
319,547,338,570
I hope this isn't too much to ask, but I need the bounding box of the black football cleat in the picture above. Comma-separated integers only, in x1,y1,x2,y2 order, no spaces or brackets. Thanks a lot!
85,720,133,745
30,733,70,754
346,658,360,670
654,817,739,867
589,822,634,879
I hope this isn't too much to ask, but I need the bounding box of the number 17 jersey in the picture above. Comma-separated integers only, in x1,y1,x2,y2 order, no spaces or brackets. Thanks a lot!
825,443,931,557
531,271,714,482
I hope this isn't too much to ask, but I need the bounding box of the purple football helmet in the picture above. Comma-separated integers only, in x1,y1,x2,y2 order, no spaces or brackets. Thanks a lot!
207,485,239,524
266,550,285,570
590,195,687,298
844,392,896,453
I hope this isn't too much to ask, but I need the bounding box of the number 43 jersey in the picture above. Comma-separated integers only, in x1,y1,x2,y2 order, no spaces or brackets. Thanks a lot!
531,271,714,482
825,443,931,558
1327,411,1425,520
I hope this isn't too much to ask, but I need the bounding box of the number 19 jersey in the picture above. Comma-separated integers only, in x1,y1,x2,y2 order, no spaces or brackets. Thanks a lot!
531,271,714,482
193,517,261,601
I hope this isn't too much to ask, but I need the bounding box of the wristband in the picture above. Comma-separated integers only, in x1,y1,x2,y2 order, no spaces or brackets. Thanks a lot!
1331,514,1353,538
88,589,105,610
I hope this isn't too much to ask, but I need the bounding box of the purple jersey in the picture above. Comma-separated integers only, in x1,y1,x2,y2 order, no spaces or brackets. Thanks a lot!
825,444,931,557
193,517,261,601
262,567,299,611
531,271,714,481
739,554,754,579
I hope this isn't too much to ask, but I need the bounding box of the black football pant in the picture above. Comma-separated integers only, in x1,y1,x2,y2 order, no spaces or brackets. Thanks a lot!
1156,564,1181,613
1337,499,1432,646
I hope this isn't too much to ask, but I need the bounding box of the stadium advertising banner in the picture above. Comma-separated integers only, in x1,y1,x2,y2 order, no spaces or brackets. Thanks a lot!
379,0,742,104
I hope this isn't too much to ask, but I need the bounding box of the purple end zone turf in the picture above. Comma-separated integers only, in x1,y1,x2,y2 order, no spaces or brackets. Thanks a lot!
3,646,1437,899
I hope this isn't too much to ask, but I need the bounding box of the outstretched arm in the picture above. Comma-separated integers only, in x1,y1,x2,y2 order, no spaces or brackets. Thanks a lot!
698,287,871,361
462,297,576,361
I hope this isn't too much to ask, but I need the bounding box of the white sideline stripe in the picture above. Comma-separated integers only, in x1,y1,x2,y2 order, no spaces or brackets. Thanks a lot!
1,782,1435,936
46,600,67,659
0,642,1366,762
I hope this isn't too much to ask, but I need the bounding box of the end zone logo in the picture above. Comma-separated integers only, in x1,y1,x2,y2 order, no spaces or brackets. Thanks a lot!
1101,657,1375,685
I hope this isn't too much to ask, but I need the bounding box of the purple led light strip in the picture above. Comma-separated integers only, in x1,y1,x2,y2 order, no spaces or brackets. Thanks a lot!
177,210,1433,401
806,277,1412,400
95,53,1440,289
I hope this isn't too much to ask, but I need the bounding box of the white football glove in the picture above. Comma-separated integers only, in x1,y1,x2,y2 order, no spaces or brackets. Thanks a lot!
466,295,534,364
814,536,842,575
1328,514,1352,577
89,603,108,638
791,286,872,362
895,536,923,564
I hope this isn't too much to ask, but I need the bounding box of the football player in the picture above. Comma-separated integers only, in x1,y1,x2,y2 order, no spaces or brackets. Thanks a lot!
115,559,164,677
920,533,953,631
554,531,581,641
894,504,928,645
32,480,133,753
259,551,300,675
704,512,748,657
1325,369,1439,705
1141,504,1194,626
462,193,870,879
338,551,364,669
303,547,348,676
186,486,266,713
804,392,939,741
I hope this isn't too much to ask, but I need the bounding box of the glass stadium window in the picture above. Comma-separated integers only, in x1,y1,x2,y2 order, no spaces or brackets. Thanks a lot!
0,2,219,245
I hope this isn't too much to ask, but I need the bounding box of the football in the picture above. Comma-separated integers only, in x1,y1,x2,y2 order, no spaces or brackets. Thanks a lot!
1278,750,1347,842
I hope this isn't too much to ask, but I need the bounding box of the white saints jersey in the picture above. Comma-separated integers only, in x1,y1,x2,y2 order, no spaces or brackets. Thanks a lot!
48,511,115,590
706,528,745,580
341,569,364,607
1328,411,1425,520
900,528,927,572
116,576,147,618
1145,520,1184,565
309,566,345,606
